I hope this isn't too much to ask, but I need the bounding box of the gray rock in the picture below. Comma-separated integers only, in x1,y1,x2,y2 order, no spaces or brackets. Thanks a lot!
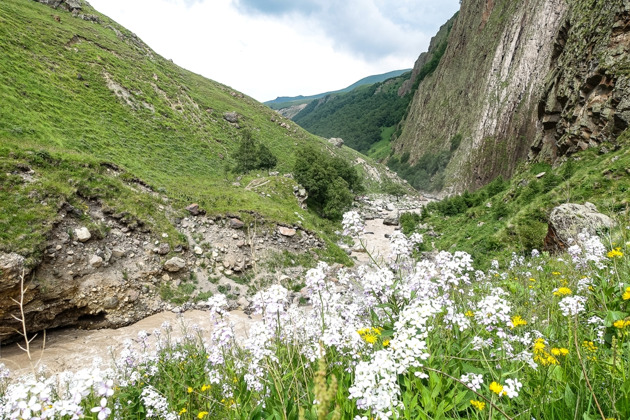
229,218,244,229
383,216,399,226
278,226,296,237
164,257,186,272
157,243,170,255
111,247,126,258
544,202,616,252
223,111,239,123
75,227,91,242
194,246,203,255
328,137,344,147
103,296,119,309
89,255,103,268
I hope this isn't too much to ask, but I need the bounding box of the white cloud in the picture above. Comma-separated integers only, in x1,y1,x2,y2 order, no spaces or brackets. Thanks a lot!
88,0,459,102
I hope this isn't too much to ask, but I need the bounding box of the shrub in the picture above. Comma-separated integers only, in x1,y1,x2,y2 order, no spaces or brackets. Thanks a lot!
234,130,277,173
293,146,362,220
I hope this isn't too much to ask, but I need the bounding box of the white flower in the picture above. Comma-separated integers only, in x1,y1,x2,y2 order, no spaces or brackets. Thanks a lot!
558,296,587,317
90,398,111,420
503,378,523,398
460,373,483,391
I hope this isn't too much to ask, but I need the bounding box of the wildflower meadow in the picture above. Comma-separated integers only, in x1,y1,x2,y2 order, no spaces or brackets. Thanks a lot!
1,210,629,419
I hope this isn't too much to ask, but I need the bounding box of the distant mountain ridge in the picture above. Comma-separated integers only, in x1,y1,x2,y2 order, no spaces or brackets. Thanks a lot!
264,69,411,108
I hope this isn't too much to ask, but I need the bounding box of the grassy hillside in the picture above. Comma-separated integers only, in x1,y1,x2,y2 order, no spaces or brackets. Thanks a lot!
292,75,412,155
402,132,630,269
0,0,387,262
264,69,411,110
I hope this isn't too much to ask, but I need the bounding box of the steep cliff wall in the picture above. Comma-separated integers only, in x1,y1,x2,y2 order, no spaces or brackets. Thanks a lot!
394,0,630,193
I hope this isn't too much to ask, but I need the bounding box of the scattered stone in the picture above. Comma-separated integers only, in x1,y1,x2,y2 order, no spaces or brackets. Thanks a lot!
328,137,344,147
185,203,205,216
103,297,119,309
383,216,399,226
278,226,296,237
157,243,170,255
229,218,244,229
164,257,186,272
223,111,239,123
194,246,203,255
75,227,91,242
89,255,103,268
535,172,546,178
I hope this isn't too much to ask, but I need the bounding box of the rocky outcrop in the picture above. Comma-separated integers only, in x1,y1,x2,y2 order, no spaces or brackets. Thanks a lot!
533,1,630,160
544,202,616,251
394,0,630,193
0,200,323,343
33,0,82,12
398,14,457,97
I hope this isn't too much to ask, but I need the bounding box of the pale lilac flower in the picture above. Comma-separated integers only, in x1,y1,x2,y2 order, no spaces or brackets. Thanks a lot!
90,398,111,420
342,211,365,237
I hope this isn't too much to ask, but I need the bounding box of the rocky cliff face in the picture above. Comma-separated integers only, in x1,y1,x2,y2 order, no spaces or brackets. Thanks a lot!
394,0,630,193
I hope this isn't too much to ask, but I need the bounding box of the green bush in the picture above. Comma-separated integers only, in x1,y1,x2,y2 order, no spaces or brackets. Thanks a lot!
234,130,277,173
293,146,362,220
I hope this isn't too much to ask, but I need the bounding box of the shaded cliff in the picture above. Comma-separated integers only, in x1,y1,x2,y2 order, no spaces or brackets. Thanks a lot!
393,0,630,193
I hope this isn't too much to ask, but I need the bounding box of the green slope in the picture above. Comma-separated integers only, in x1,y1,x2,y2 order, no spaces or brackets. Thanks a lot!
292,75,412,155
264,69,411,109
0,0,387,262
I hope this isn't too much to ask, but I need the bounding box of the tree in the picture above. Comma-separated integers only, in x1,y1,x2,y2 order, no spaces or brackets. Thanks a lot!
234,129,277,173
293,146,362,220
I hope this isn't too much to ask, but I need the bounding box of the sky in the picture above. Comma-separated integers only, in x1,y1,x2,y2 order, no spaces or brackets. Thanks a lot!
88,0,460,102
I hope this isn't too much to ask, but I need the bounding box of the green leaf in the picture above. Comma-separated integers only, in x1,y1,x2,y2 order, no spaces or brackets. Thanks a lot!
564,384,576,410
604,311,628,327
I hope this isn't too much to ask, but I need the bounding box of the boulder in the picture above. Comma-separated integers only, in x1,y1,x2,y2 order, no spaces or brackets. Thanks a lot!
328,137,344,148
229,218,244,229
223,111,239,123
383,216,399,226
185,203,204,216
157,243,170,255
89,255,103,268
164,257,186,272
75,227,91,242
278,226,296,237
544,202,615,252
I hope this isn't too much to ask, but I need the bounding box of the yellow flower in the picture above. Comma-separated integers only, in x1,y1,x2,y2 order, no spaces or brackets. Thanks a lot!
622,287,630,301
382,339,390,347
357,327,382,345
510,315,527,329
552,271,561,276
179,408,187,415
607,247,623,258
553,287,572,296
582,341,598,353
489,381,505,396
197,411,209,419
613,319,630,329
187,387,193,394
201,384,211,392
551,347,569,356
470,400,485,411
533,338,546,352
465,310,474,317
529,278,536,282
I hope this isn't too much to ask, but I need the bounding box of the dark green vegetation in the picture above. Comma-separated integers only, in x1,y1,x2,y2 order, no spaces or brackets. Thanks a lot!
406,133,630,269
293,75,412,154
264,69,411,110
293,146,363,220
0,0,387,263
233,129,277,173
388,133,462,191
